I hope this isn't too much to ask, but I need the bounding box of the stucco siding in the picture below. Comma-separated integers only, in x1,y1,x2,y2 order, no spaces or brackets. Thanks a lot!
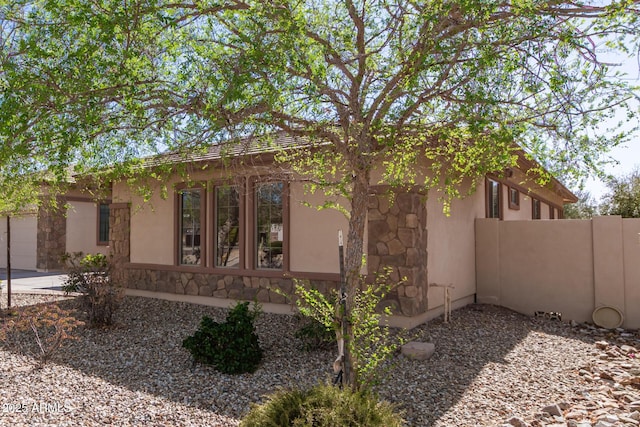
289,182,347,274
475,218,640,328
66,201,109,256
426,181,484,310
128,187,175,265
0,214,38,270
623,219,640,328
497,220,594,322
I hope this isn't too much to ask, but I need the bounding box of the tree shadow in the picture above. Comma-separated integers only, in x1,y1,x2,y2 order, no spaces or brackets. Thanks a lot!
0,295,629,426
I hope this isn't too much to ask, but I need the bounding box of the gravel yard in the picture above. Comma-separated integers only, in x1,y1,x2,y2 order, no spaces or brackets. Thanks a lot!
1,294,639,427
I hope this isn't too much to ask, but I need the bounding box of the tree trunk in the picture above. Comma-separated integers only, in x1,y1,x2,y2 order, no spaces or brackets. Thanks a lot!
343,168,370,389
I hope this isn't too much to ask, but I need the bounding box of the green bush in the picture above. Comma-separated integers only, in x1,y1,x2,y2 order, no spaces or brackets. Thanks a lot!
294,315,336,351
61,252,123,327
241,383,404,427
182,301,262,374
61,252,109,293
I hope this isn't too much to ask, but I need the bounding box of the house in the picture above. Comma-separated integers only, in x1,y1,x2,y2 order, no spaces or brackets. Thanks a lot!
108,134,578,328
0,185,110,272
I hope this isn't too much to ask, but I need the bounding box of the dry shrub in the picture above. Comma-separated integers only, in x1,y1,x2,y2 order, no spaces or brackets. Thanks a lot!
1,301,84,367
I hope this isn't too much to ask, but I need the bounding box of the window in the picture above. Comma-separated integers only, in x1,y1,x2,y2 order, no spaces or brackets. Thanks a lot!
97,203,110,245
549,205,555,219
179,189,202,265
215,186,241,268
486,178,501,219
256,182,284,269
532,198,541,220
508,187,520,210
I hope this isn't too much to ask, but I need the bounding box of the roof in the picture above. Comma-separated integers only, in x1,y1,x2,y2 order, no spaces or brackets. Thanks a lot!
154,132,313,165
146,131,578,203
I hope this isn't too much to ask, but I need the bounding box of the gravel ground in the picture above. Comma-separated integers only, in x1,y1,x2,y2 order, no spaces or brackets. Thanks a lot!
1,294,639,427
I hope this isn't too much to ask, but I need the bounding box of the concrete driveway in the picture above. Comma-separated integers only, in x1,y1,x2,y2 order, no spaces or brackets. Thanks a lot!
0,269,67,293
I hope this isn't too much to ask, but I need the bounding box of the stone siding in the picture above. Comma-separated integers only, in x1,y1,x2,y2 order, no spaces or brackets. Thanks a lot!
109,203,131,286
367,190,428,317
125,267,338,304
36,198,67,271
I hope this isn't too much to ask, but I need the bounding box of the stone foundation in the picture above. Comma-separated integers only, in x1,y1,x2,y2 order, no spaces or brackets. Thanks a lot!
124,268,338,304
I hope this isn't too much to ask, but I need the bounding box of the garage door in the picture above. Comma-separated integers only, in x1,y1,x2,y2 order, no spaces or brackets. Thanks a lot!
0,215,38,270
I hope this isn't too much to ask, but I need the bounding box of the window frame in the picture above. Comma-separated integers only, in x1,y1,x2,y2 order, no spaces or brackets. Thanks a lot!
532,198,541,220
485,178,502,219
176,185,206,267
249,178,289,272
96,202,111,246
549,205,555,219
508,187,520,210
212,183,244,269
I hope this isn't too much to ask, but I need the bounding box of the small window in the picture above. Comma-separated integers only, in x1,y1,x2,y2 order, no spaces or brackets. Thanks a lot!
97,203,110,245
215,186,241,268
549,205,555,219
508,187,520,210
532,198,541,220
256,182,284,269
486,179,501,219
179,189,202,265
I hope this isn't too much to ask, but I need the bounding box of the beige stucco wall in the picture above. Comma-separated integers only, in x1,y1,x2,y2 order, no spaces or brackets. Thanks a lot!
289,182,348,274
622,219,640,328
113,179,177,265
476,216,640,329
65,201,109,256
113,173,351,273
426,181,485,310
0,214,38,270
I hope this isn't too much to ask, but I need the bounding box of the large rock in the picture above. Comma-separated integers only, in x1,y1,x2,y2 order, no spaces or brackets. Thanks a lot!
401,342,435,361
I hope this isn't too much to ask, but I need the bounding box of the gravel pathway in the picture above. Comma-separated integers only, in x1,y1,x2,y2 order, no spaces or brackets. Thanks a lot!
1,294,638,426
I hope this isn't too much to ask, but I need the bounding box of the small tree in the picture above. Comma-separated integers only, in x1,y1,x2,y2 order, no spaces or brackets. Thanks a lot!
600,168,640,218
564,189,598,219
294,268,403,392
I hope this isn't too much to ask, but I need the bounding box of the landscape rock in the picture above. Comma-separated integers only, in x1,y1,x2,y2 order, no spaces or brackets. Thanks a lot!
401,341,435,361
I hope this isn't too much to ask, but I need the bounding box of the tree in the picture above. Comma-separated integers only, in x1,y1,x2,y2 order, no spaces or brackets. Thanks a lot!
2,0,639,389
564,189,598,219
600,168,640,217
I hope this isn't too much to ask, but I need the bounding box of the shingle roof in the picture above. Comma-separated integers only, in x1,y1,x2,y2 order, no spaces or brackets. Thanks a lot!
154,132,314,165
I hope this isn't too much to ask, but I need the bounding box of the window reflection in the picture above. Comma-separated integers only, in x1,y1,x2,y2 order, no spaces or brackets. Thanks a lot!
180,190,201,265
215,186,240,268
256,182,283,269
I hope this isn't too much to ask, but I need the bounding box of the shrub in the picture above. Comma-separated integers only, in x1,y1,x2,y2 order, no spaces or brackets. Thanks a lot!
293,268,405,391
1,301,84,367
294,315,336,351
61,252,124,327
182,301,262,374
240,383,404,427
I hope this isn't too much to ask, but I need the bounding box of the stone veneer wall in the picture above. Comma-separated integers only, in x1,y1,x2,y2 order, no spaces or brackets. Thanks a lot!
126,268,338,304
367,189,428,317
36,198,67,271
109,203,131,286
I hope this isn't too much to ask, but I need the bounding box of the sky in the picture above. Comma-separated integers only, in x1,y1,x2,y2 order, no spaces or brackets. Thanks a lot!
581,42,640,201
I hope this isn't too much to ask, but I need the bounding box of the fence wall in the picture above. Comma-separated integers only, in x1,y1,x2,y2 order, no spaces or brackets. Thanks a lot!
476,216,640,329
